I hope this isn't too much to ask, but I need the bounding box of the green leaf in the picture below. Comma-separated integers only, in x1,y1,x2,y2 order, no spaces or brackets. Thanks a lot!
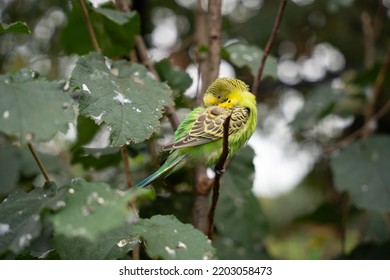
290,84,345,132
53,222,139,259
0,21,31,34
132,215,216,260
49,179,153,241
214,146,269,259
0,69,75,145
70,52,173,146
0,182,66,255
224,43,277,78
330,135,390,212
154,59,192,92
62,3,139,57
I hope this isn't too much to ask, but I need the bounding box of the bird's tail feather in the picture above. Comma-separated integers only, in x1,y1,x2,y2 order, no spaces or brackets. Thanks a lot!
135,154,186,188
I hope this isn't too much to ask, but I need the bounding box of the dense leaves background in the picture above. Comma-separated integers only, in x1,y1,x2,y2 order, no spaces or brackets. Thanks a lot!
0,0,389,260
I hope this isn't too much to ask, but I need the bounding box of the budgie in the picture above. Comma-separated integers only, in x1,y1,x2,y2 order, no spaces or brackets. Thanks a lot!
135,77,257,187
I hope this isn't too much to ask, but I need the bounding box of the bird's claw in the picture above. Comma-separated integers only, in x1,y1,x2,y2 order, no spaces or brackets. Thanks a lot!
215,168,225,175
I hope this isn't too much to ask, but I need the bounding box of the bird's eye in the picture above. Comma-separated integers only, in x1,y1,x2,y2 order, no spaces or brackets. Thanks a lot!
217,95,221,99
228,100,231,103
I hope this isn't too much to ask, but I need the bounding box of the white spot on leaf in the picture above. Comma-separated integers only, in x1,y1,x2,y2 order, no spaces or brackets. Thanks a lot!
62,102,69,110
117,239,128,248
177,241,187,249
82,84,91,93
165,246,176,256
63,80,70,91
104,56,112,69
113,90,131,105
0,223,11,236
96,197,105,205
91,112,105,125
3,110,10,119
56,200,66,208
19,233,32,248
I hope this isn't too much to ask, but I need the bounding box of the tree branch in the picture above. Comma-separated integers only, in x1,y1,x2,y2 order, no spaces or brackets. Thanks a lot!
195,0,209,106
79,0,101,53
251,0,287,96
206,0,222,87
361,45,390,139
27,142,50,183
192,0,222,234
207,113,232,240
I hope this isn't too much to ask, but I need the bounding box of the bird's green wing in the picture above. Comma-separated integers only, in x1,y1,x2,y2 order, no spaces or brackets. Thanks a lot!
162,106,249,151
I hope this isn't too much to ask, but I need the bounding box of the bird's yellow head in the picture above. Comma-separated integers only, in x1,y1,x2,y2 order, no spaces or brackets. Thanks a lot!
203,77,254,109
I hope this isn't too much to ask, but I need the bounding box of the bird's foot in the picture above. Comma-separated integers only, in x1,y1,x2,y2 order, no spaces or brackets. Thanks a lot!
215,168,225,175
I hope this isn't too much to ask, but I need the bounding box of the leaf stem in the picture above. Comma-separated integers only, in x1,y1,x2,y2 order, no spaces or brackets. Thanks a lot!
120,145,133,189
78,0,101,53
361,45,390,139
207,113,232,240
27,142,50,183
251,0,287,96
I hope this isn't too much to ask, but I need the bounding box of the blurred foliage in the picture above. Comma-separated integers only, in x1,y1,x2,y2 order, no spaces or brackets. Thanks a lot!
0,0,390,260
0,21,31,34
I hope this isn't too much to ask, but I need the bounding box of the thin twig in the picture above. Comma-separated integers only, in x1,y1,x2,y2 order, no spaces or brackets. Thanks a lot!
361,45,390,139
361,11,376,68
252,0,287,96
27,142,50,183
134,36,159,78
79,0,101,53
325,99,390,153
121,145,133,189
207,113,232,240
